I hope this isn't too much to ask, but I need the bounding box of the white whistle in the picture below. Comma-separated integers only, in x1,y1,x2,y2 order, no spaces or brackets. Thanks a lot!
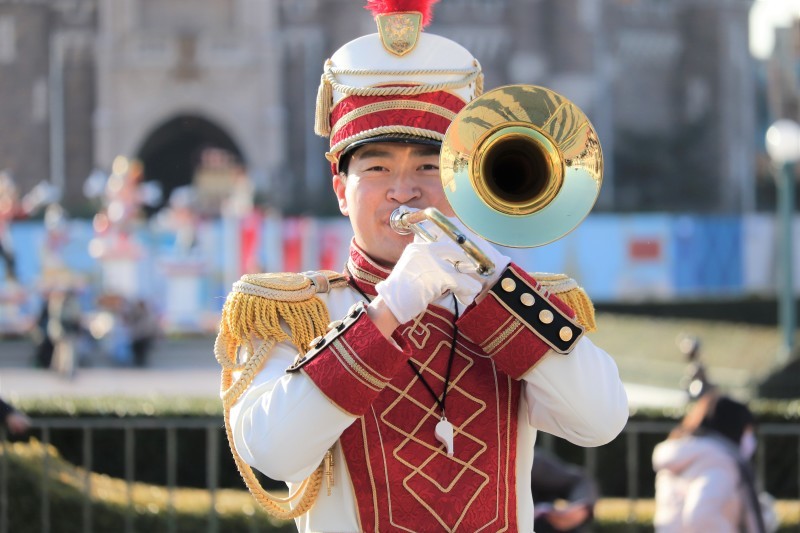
435,417,454,456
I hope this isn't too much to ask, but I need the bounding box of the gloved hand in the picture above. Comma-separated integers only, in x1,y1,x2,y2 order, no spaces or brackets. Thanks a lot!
417,215,511,290
376,239,483,324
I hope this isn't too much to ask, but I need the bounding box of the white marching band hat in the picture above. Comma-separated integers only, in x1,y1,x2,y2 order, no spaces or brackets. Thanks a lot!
314,0,484,173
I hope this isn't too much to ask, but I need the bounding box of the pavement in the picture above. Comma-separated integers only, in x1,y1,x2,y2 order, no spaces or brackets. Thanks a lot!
0,336,221,401
0,335,689,408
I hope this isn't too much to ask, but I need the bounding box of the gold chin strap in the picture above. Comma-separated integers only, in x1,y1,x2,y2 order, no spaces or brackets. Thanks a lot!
215,271,345,519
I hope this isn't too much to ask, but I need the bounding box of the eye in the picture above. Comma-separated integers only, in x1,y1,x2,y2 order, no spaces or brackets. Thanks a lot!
419,163,439,171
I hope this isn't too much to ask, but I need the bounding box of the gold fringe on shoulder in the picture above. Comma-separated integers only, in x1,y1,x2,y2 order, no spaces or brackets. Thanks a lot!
555,286,596,332
533,272,597,333
215,271,342,520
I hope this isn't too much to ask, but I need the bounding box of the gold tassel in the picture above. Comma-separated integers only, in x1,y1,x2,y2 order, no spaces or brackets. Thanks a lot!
218,291,330,359
556,287,596,333
534,273,596,333
324,448,335,496
314,73,333,137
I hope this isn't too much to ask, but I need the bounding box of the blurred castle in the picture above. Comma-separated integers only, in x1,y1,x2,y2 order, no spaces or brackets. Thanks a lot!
0,0,777,216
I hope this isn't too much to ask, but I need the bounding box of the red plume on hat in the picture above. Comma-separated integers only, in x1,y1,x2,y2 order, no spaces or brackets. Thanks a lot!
364,0,440,27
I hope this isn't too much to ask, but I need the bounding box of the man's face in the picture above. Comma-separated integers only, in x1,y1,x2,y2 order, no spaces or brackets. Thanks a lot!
333,142,453,267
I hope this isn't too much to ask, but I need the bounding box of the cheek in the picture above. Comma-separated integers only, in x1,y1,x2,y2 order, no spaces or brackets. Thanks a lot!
351,182,385,208
344,184,365,212
426,187,453,215
437,202,456,217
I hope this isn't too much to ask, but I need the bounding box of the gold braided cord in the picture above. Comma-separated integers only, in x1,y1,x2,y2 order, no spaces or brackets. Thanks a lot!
331,100,457,140
329,125,444,156
237,272,319,300
222,406,323,519
346,257,385,286
216,281,333,519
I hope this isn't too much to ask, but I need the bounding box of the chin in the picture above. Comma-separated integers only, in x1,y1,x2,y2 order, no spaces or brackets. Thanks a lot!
376,243,408,268
383,245,407,266
363,230,412,266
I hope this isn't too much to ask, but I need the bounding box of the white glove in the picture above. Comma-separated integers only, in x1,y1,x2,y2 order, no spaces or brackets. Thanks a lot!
376,239,483,324
417,216,511,290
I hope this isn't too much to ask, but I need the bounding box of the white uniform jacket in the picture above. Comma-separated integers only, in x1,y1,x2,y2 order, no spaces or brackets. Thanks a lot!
227,244,628,532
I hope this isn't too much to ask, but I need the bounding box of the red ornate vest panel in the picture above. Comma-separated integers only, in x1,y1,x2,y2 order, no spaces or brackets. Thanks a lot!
339,304,520,532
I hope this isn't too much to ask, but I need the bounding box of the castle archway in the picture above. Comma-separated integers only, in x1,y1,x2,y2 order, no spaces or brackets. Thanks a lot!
136,115,245,213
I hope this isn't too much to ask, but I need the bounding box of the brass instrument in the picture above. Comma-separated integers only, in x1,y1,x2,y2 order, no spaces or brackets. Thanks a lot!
390,207,496,276
390,84,603,272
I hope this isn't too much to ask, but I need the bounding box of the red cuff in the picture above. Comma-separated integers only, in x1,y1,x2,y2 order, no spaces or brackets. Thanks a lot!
301,311,408,416
457,264,583,379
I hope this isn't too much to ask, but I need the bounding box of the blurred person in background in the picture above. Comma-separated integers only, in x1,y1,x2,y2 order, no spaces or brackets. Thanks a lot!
0,171,20,283
126,298,159,367
0,397,30,437
46,287,84,378
652,392,774,533
532,447,598,533
30,290,55,368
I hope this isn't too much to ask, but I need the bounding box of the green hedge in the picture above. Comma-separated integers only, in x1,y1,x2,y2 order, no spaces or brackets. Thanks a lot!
1,439,295,533
9,396,800,529
16,395,800,422
15,396,800,423
593,498,800,533
2,439,799,532
16,396,223,418
15,396,248,490
13,396,800,497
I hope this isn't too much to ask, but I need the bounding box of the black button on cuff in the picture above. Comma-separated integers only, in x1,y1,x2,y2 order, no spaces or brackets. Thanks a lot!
490,270,583,354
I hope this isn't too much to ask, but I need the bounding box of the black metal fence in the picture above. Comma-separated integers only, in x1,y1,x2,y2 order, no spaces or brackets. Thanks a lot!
1,417,798,533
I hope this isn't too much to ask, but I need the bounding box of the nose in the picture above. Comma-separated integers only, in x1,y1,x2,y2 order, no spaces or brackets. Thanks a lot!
387,170,422,204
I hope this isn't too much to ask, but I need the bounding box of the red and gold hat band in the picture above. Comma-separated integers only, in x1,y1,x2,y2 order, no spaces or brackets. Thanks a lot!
330,99,457,140
328,90,465,156
314,60,483,139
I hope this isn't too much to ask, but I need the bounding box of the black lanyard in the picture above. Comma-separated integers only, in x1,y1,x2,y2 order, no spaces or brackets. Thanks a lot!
345,267,460,418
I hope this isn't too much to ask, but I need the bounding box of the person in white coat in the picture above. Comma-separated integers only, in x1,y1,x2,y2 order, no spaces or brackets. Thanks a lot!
216,1,629,531
652,393,768,533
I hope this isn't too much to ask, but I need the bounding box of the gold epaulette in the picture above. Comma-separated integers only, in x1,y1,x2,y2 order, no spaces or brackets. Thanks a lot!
215,270,346,521
219,270,348,356
531,272,596,333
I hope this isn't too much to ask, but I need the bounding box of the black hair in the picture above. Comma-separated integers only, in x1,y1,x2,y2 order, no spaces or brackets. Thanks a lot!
699,396,755,444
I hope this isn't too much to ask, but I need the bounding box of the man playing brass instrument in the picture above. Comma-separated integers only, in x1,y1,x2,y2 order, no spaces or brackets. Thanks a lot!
217,1,628,531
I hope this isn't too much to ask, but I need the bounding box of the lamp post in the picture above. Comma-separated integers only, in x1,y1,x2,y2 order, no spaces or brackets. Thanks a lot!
765,119,799,365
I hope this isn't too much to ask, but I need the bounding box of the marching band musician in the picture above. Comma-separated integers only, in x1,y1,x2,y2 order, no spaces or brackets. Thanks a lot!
217,1,628,531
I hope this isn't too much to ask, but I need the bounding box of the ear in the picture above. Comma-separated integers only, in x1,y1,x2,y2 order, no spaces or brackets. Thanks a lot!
332,173,349,216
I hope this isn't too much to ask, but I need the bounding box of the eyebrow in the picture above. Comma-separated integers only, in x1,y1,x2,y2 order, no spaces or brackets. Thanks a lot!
354,145,441,161
412,146,441,158
354,147,392,160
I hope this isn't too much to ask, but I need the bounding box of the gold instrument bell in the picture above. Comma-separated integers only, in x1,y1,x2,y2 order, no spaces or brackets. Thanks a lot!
440,84,603,248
